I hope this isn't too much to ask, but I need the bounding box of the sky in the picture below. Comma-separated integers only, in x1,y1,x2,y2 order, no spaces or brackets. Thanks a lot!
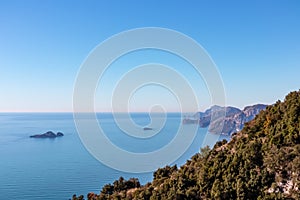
0,0,299,112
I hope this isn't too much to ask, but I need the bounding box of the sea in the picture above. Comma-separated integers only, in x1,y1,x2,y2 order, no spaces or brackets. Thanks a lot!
0,113,230,200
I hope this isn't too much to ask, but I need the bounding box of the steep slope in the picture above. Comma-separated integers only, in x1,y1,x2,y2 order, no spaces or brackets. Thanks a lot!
73,91,300,200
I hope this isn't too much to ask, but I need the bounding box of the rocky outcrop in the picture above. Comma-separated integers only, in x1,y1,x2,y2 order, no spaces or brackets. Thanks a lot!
30,131,64,138
184,104,267,135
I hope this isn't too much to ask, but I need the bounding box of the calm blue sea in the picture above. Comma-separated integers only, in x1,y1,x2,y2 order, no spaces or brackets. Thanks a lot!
0,113,229,199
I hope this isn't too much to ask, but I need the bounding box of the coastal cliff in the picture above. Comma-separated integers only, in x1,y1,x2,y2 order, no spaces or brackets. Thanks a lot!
184,104,267,135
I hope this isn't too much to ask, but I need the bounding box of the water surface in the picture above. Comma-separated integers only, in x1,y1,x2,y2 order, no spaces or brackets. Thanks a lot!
0,113,229,199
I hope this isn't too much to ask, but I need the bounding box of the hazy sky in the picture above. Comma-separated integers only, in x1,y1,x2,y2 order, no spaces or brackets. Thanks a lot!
0,0,299,112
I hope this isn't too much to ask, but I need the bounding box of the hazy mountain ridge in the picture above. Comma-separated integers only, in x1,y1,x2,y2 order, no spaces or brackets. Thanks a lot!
193,104,267,135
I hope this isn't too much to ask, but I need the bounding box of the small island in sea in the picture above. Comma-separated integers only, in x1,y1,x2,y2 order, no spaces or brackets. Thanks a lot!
30,131,64,138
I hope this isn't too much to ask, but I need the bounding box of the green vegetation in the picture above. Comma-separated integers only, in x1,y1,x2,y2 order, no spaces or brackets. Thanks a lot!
72,90,300,200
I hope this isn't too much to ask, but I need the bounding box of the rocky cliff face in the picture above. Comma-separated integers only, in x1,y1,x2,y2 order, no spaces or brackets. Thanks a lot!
190,104,267,135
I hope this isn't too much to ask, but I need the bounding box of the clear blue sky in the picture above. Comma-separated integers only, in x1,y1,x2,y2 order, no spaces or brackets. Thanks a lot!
0,0,299,112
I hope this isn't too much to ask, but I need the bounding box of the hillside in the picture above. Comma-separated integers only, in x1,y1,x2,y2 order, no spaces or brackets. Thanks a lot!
72,91,300,200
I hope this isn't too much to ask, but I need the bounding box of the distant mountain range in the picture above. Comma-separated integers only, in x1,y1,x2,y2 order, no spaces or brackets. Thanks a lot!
183,104,267,135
